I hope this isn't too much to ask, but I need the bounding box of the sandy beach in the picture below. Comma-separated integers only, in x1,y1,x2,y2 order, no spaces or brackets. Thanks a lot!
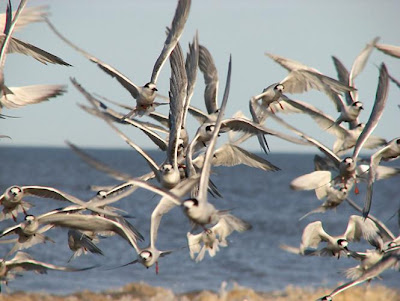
1,282,399,301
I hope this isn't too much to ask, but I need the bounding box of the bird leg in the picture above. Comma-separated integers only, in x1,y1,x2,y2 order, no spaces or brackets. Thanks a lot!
155,261,159,275
354,179,359,194
268,105,275,114
277,100,284,110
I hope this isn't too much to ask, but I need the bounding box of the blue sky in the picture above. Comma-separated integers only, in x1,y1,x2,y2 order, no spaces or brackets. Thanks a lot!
2,0,400,153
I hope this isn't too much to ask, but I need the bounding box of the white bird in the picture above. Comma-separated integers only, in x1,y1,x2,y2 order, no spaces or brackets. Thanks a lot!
299,187,348,221
345,249,384,280
46,0,191,117
187,214,251,262
298,216,383,258
318,248,400,300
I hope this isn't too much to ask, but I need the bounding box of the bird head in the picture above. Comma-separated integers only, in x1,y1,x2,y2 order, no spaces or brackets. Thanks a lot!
353,101,364,110
144,82,158,92
337,239,349,250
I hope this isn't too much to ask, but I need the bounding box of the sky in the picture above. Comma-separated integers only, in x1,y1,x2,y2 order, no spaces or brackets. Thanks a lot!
2,0,400,153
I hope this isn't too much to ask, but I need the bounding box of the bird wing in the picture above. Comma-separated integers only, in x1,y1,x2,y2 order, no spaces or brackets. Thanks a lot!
345,215,383,249
331,56,355,107
1,84,66,109
46,18,140,99
375,43,400,59
352,63,389,161
150,176,199,248
150,0,191,84
39,213,141,254
66,141,133,182
183,32,199,127
0,5,48,32
197,55,231,203
167,41,187,167
350,37,380,83
0,35,70,65
199,44,219,114
300,221,330,252
290,170,332,191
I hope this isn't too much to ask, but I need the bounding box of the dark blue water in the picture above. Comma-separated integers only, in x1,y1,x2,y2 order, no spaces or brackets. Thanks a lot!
0,147,398,294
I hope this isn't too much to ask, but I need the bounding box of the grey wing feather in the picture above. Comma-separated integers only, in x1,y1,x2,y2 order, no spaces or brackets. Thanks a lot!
212,144,280,171
0,5,48,32
198,55,231,201
375,43,400,59
332,56,354,106
199,44,219,114
183,32,199,127
300,221,329,252
150,0,191,84
1,85,66,109
46,18,140,99
352,63,389,161
167,41,187,165
350,37,380,82
188,105,210,124
0,35,70,65
39,213,141,253
150,176,199,248
66,141,133,181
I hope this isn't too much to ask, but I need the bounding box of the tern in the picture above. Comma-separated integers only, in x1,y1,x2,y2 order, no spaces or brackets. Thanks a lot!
318,248,400,300
67,229,104,262
298,215,383,258
187,214,251,262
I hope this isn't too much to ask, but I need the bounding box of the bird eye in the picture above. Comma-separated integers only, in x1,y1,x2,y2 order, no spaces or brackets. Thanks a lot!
205,125,214,132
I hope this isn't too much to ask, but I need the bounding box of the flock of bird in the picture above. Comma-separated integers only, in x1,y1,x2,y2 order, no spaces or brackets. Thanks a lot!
1,0,400,299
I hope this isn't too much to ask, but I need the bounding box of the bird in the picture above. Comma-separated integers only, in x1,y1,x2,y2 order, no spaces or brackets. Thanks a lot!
297,215,383,258
318,248,400,300
187,214,251,262
67,229,104,262
272,63,389,194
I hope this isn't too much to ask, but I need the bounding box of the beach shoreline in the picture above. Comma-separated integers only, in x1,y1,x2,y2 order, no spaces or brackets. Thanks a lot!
1,282,399,301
